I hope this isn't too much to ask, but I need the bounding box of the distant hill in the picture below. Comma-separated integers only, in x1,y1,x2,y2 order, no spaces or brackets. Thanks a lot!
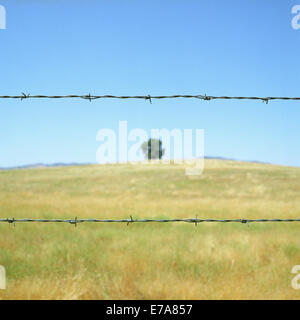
0,157,270,170
0,162,92,170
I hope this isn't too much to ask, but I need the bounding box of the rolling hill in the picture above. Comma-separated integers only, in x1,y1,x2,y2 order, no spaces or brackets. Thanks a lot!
0,159,300,299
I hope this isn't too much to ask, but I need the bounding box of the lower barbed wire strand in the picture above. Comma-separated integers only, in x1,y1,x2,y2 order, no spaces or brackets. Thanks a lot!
1,218,300,225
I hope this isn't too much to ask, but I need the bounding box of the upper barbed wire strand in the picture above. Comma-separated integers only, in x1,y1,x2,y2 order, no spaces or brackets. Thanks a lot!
0,94,300,103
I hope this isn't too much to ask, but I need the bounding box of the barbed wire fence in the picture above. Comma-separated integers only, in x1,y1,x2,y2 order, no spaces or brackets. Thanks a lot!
0,93,300,104
1,217,300,228
0,92,299,227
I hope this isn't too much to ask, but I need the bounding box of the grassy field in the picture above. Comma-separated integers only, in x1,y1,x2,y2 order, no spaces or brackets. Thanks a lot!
0,159,300,299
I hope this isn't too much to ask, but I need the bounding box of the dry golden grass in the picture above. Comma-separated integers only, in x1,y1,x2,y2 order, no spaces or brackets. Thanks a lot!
0,159,300,299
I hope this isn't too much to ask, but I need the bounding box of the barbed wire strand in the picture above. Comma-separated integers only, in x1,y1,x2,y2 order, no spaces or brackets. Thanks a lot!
0,93,300,104
1,217,300,227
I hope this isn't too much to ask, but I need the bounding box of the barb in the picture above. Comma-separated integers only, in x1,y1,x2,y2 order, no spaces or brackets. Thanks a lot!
69,216,78,227
0,94,300,103
1,217,300,226
126,215,135,226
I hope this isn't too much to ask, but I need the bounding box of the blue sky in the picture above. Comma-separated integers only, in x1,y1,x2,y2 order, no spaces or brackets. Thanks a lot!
0,0,299,167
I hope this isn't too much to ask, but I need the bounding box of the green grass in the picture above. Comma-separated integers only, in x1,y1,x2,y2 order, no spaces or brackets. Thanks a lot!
0,159,300,299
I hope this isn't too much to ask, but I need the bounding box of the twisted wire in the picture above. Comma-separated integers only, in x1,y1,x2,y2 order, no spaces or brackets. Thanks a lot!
0,93,300,104
1,217,300,227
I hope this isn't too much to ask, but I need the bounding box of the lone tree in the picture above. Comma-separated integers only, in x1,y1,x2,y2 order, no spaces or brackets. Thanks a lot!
141,138,165,160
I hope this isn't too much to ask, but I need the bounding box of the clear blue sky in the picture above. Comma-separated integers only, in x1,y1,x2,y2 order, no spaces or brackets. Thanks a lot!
0,0,299,167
